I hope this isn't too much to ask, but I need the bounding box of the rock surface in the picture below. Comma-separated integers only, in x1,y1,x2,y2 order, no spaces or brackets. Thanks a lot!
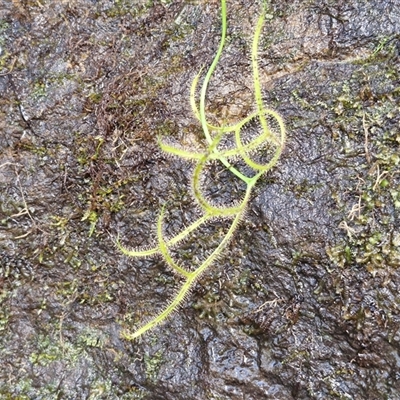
0,0,399,399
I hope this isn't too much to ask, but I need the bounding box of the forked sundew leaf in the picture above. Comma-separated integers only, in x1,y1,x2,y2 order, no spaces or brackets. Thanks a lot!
118,0,286,340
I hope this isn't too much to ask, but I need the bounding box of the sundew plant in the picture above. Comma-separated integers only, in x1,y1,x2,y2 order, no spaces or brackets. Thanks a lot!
118,0,286,340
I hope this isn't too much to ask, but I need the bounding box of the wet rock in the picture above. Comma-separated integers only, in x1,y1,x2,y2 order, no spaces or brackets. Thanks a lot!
1,0,399,399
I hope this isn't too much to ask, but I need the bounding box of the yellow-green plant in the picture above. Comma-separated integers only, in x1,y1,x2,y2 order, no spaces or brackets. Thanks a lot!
118,0,286,340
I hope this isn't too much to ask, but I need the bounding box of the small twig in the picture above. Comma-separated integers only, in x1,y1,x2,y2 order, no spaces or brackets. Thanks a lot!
1,162,34,237
13,231,33,239
255,297,283,313
0,161,21,169
339,220,356,239
347,196,363,220
14,169,35,224
372,165,388,191
363,111,371,164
